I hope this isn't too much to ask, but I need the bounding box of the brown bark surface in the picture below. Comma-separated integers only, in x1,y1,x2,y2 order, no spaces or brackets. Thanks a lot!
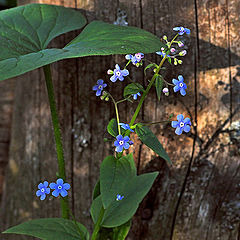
0,0,239,240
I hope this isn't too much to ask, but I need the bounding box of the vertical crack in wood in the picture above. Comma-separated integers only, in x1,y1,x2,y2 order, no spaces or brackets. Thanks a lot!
169,0,200,239
226,0,233,123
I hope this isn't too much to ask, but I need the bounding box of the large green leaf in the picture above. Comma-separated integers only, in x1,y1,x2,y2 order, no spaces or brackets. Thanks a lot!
0,5,164,81
3,218,89,240
100,154,136,208
91,154,158,227
0,3,86,80
136,125,172,164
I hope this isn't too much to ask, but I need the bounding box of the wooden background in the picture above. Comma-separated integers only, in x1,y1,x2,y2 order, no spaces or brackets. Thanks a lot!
0,0,240,239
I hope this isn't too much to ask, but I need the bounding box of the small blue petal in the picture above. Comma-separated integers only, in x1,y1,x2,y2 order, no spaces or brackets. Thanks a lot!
116,135,123,141
116,145,123,152
123,136,130,142
177,114,184,121
38,183,43,189
175,127,183,135
96,89,102,96
171,121,178,128
173,85,180,92
63,183,71,190
118,75,124,81
172,79,179,85
114,140,120,147
123,142,130,149
173,27,181,31
92,85,98,91
50,183,56,189
180,88,186,96
178,75,184,82
115,64,120,70
185,28,191,34
36,190,41,197
121,69,129,76
110,75,117,82
57,178,64,185
45,188,50,194
97,79,104,85
60,189,68,197
52,189,59,197
40,194,46,201
184,125,191,133
183,118,191,125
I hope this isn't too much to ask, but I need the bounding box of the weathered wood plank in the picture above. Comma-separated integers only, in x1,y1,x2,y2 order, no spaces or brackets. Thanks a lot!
0,1,239,240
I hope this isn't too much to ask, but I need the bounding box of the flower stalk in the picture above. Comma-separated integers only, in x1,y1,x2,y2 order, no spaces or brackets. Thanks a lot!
43,64,69,219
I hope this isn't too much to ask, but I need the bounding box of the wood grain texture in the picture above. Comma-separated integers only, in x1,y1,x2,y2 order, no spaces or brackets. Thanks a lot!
0,0,239,240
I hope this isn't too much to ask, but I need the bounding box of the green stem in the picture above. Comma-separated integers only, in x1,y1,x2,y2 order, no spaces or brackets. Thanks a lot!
129,55,167,126
129,34,178,127
108,93,121,135
43,64,69,219
91,207,105,240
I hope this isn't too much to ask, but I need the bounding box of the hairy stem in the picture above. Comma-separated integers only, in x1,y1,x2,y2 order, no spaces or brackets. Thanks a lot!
43,64,69,219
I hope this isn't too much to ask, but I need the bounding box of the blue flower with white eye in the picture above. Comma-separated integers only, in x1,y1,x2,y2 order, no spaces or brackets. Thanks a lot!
92,79,107,96
173,27,190,35
172,75,187,96
132,92,141,100
50,178,71,198
116,194,124,201
119,123,134,132
171,114,191,135
36,181,50,200
125,53,144,66
107,64,129,82
114,135,132,152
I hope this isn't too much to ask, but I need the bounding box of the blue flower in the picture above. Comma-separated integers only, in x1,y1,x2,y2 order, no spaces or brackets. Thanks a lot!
36,181,50,200
114,135,132,152
116,194,124,201
172,75,187,96
50,178,71,198
173,27,190,35
92,79,107,96
108,64,129,82
125,53,144,66
132,92,141,100
119,123,134,132
156,51,170,57
171,114,191,135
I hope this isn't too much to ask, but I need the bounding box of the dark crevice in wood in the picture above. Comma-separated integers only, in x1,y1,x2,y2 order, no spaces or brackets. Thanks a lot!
226,0,233,123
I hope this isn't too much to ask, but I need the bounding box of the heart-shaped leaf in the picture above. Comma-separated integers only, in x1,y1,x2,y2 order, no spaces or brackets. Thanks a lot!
136,125,172,164
92,154,158,227
3,218,89,240
0,5,164,81
0,3,86,81
100,154,136,208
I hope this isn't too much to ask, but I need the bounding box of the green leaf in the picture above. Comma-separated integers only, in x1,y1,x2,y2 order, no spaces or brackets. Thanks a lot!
0,13,164,81
3,218,89,240
155,75,164,101
113,220,131,240
123,83,144,98
92,179,100,200
135,125,172,164
144,63,158,75
107,119,126,137
0,3,86,81
107,119,119,137
100,154,136,208
66,21,165,55
94,154,158,227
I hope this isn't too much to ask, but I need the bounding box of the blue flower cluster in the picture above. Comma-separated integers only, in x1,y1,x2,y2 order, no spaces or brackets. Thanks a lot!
125,53,144,67
36,178,70,200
